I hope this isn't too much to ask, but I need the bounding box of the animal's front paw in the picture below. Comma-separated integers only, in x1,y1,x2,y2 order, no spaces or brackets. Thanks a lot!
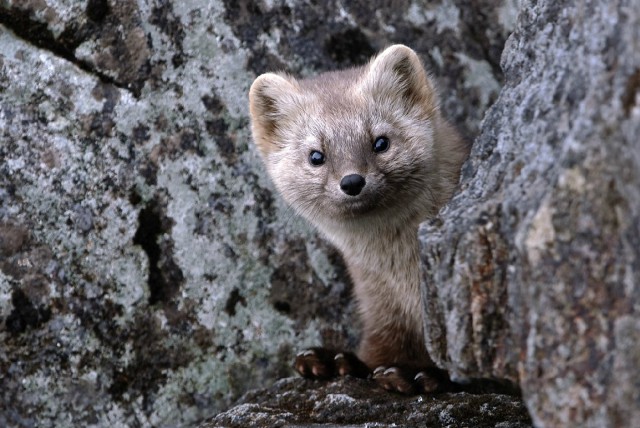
372,365,451,395
294,347,371,379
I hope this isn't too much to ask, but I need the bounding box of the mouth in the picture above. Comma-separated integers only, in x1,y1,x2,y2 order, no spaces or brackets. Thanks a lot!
336,197,379,217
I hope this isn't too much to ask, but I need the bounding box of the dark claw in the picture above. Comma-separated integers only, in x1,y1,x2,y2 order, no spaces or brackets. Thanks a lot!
414,371,441,393
334,352,371,378
294,347,372,380
372,366,418,394
414,367,452,393
294,347,336,379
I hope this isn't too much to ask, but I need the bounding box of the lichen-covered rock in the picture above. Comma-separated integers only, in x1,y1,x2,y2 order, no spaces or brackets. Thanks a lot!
0,1,517,427
201,377,532,428
419,0,640,426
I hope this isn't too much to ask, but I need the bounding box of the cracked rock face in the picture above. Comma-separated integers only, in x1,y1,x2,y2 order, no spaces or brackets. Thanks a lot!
419,0,640,426
0,0,517,427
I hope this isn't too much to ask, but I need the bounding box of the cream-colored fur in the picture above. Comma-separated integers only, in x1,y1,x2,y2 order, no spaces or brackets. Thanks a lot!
249,45,469,369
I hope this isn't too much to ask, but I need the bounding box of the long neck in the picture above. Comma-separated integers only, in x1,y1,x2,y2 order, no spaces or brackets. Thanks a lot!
318,218,425,345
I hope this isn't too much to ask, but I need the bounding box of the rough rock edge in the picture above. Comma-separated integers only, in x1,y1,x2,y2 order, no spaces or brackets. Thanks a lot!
419,0,640,426
200,376,531,428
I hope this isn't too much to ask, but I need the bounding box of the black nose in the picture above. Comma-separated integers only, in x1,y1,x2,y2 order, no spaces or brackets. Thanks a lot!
340,174,366,196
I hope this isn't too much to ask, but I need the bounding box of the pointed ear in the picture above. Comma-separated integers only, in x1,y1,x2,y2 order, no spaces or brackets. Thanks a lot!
359,45,437,116
249,72,300,156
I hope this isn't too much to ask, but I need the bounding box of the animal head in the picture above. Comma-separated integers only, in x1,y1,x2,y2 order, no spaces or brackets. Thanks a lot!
249,45,464,232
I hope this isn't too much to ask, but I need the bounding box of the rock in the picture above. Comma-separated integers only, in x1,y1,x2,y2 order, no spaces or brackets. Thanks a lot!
201,377,532,428
419,0,640,426
0,1,517,427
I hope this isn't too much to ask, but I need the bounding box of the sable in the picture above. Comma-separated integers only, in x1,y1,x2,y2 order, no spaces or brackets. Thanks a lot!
249,45,469,393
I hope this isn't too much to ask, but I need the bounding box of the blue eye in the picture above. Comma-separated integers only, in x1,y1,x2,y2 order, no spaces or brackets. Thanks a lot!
373,136,390,153
309,150,325,166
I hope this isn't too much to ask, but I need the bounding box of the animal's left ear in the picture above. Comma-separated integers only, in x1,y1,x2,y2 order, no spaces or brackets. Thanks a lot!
359,45,438,116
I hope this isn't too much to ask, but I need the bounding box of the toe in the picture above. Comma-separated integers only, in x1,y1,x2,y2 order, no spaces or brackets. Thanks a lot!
372,366,417,394
294,348,337,379
415,371,439,393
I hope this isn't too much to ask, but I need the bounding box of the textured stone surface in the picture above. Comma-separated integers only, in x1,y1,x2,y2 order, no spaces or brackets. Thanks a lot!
419,0,640,426
201,376,531,428
0,0,517,427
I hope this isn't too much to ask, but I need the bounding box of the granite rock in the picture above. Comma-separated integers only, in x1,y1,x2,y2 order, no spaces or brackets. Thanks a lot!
419,0,640,426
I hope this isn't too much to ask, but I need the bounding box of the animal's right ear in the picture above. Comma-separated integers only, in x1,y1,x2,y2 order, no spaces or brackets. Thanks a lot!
249,73,300,156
